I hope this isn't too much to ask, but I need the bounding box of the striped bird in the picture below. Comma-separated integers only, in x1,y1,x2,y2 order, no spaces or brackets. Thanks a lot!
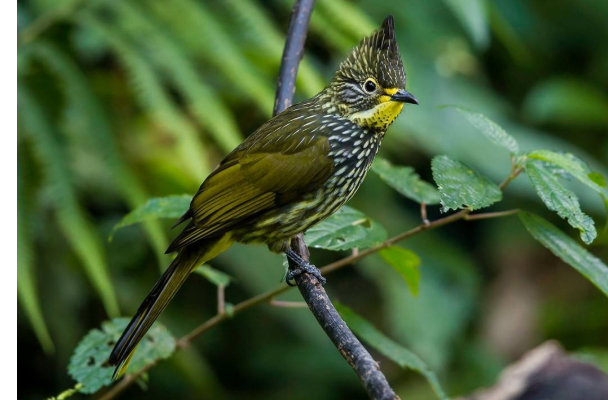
109,15,417,378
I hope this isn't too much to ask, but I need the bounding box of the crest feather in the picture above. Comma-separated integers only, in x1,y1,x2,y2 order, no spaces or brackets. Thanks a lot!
336,15,406,89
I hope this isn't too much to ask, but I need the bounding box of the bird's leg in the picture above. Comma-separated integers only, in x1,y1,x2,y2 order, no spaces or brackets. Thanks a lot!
285,249,326,286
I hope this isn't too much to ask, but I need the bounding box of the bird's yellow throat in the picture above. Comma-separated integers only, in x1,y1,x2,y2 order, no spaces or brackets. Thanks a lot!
348,87,404,131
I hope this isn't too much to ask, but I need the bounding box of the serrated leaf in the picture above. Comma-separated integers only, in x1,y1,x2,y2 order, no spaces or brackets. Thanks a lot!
528,150,607,195
371,158,440,205
449,106,519,154
527,161,597,244
304,206,387,251
194,265,233,287
519,212,608,298
379,246,422,296
336,304,448,400
68,318,176,393
431,155,502,212
111,195,191,239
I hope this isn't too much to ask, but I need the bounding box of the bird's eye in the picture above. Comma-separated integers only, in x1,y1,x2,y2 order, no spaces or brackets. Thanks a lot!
363,79,377,93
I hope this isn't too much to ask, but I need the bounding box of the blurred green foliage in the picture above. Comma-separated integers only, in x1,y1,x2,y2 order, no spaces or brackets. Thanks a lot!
17,0,608,399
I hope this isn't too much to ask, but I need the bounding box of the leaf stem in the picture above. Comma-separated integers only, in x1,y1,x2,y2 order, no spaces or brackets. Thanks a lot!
420,202,430,226
499,166,523,190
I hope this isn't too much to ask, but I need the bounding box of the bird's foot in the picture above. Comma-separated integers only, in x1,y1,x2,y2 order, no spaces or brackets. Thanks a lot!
285,249,326,286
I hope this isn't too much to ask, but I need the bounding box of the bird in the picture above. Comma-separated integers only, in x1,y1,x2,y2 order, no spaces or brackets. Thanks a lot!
109,15,418,379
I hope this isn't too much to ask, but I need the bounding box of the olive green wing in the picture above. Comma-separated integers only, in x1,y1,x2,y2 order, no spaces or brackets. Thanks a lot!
167,113,333,253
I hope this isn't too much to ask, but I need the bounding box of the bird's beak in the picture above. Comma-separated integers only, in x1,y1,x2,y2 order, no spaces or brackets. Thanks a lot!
391,89,419,105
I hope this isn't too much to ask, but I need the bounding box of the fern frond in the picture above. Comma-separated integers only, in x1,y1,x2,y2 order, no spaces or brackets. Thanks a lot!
17,147,55,353
103,1,243,153
316,0,376,40
272,0,355,53
18,85,120,318
20,41,168,266
80,13,213,185
145,0,276,115
222,0,326,97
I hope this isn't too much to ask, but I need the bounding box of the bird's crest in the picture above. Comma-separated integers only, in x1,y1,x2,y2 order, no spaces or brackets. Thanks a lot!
337,16,406,89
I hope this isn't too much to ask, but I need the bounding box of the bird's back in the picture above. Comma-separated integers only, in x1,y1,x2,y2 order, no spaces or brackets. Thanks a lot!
168,99,381,253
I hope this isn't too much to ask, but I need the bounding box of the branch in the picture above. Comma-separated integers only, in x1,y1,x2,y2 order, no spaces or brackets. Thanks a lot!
275,1,398,399
273,0,315,116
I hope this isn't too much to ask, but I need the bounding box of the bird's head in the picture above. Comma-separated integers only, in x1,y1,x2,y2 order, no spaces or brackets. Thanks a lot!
324,16,417,131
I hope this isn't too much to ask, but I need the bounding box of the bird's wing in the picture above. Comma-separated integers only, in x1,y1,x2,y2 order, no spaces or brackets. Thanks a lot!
167,110,333,252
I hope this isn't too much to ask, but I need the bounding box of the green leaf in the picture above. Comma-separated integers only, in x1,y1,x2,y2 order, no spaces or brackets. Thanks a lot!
526,161,597,244
304,206,387,251
194,265,233,287
68,318,176,394
336,304,448,400
111,195,191,239
379,246,422,296
519,212,608,297
528,150,607,195
371,158,440,205
449,106,519,154
431,155,502,212
442,0,489,49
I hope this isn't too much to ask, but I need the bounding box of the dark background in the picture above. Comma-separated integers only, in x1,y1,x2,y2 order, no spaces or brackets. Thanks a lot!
18,0,608,399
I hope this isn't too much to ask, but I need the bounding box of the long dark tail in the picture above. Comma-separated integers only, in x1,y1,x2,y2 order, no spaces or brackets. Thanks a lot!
109,235,233,379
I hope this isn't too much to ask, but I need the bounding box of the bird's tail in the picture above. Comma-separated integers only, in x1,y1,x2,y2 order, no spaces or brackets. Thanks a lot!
109,234,233,379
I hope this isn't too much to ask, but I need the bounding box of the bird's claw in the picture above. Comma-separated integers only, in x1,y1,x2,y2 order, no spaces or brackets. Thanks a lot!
286,262,326,286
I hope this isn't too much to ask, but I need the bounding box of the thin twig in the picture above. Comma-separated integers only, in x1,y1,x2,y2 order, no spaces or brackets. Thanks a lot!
464,209,520,221
270,300,309,308
499,167,523,190
217,285,225,315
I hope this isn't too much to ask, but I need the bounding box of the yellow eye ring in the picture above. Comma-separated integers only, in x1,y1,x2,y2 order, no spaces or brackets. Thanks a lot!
362,78,377,93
